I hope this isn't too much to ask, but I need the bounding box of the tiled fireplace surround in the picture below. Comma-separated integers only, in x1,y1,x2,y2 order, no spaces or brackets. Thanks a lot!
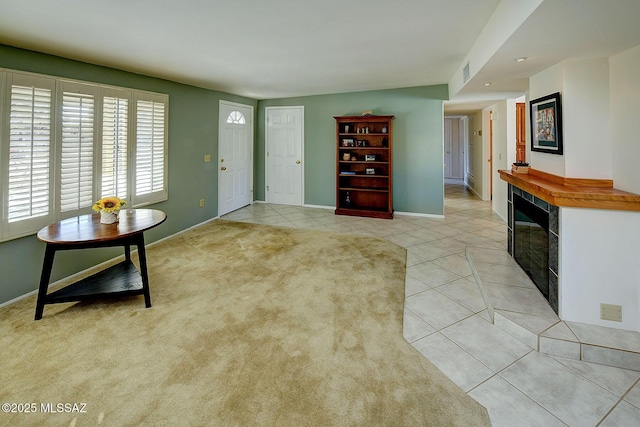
507,184,559,314
483,170,640,372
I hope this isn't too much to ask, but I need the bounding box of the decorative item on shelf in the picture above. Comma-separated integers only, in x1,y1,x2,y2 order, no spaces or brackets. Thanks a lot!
342,138,355,147
345,191,351,207
93,196,126,224
344,125,350,133
365,168,375,175
382,137,388,147
361,110,373,116
365,154,376,161
351,155,358,161
343,152,351,161
340,171,356,175
356,140,366,147
511,162,530,174
381,126,388,134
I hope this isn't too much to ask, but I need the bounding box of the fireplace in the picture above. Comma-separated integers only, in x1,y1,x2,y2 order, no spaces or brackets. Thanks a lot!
507,185,559,314
513,194,549,299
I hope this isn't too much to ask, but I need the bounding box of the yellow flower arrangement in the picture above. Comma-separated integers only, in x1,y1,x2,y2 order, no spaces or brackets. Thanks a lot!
92,197,126,213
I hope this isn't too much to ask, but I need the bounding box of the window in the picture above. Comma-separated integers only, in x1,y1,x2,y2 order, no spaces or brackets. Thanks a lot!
0,69,168,242
101,93,129,200
134,94,167,205
60,87,95,212
2,73,54,238
226,110,246,124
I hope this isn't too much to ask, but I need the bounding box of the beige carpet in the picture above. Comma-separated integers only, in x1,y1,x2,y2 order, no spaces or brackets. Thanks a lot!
0,220,490,426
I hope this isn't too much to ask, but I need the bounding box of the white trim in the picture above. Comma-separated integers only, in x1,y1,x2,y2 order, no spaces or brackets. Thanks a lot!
395,211,445,219
303,204,333,210
467,184,483,199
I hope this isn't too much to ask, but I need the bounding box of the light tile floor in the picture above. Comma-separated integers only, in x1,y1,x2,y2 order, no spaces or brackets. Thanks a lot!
221,185,640,426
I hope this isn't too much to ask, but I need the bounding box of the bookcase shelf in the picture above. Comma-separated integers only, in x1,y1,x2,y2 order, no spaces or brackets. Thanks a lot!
334,115,394,219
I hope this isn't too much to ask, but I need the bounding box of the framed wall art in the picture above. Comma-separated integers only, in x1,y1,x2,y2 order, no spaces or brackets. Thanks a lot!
530,92,563,155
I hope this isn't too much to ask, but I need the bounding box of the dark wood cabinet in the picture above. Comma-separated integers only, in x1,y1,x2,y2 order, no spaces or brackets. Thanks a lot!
334,115,394,219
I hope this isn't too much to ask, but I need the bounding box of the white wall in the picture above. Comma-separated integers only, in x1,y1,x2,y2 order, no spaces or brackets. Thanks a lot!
563,59,612,179
528,49,640,332
560,208,640,331
491,100,512,221
482,107,492,201
529,62,566,176
469,110,484,198
529,58,612,178
610,44,640,332
449,0,543,97
610,44,640,194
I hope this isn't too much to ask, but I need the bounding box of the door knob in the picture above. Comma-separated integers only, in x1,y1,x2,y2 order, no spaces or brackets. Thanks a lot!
221,166,227,171
296,160,301,164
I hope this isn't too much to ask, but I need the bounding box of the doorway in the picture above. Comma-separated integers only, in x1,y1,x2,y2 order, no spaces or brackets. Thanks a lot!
218,101,253,216
444,117,464,183
265,106,304,206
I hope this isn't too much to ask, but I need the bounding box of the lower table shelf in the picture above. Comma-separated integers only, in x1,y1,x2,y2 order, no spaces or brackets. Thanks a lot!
45,261,144,304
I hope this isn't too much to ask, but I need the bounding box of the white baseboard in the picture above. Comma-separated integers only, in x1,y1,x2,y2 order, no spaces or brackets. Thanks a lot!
395,211,445,219
303,204,334,210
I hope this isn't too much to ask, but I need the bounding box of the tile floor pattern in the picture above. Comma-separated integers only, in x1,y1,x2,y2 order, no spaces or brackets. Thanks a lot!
221,185,640,426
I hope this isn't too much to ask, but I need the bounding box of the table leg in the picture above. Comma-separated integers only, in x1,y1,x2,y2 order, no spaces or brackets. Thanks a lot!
35,244,56,320
124,244,131,261
136,234,152,308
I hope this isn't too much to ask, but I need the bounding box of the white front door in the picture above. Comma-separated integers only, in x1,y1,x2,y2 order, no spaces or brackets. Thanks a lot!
266,107,304,206
218,101,253,216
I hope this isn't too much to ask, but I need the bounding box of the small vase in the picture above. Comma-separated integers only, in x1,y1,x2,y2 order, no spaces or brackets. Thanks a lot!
100,211,119,224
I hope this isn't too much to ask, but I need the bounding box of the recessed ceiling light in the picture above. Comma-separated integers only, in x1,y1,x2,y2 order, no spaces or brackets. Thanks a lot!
515,57,527,63
484,82,492,86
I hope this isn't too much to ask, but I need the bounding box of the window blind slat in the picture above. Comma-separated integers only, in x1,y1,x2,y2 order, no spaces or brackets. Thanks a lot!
60,91,95,212
8,85,52,222
101,97,128,200
136,100,165,196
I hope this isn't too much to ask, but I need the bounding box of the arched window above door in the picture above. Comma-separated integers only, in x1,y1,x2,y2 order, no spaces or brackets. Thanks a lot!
226,111,246,124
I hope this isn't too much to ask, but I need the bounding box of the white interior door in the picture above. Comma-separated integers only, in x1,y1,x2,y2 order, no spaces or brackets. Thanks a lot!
444,117,464,180
266,106,303,206
218,101,253,216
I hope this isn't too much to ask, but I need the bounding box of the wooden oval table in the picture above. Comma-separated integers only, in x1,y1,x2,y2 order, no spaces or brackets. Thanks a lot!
34,209,167,320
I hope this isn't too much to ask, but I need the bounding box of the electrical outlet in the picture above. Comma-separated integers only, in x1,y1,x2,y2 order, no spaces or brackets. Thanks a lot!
199,199,205,208
204,154,211,162
600,303,622,322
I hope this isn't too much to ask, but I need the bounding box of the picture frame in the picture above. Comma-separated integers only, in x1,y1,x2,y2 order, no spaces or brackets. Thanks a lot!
365,154,376,161
365,168,375,175
530,92,563,155
342,138,355,147
356,140,366,147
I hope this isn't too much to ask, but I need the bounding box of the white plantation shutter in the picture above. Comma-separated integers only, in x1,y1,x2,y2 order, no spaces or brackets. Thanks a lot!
101,96,128,199
134,95,167,204
7,81,52,227
60,91,95,212
1,70,168,242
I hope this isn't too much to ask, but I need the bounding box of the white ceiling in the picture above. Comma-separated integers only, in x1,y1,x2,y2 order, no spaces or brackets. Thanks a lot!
1,0,640,114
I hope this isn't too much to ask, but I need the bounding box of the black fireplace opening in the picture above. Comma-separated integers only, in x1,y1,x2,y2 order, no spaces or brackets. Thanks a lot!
513,194,549,299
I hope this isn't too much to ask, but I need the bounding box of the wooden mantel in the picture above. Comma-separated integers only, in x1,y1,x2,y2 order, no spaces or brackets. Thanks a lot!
499,168,640,211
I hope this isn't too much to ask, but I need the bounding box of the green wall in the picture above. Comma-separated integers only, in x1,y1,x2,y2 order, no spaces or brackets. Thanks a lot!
257,86,448,214
0,45,257,305
0,45,448,307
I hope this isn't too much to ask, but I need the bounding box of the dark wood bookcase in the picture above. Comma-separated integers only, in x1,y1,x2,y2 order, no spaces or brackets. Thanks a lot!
334,115,394,219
